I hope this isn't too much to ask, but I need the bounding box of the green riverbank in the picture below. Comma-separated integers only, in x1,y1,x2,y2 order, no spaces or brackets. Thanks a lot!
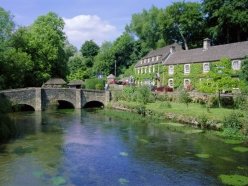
105,101,248,142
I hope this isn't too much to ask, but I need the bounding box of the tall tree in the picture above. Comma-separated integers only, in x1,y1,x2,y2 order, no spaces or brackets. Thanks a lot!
93,41,115,76
67,53,91,80
203,0,248,44
112,33,135,76
0,7,14,48
27,12,67,85
126,6,164,49
160,2,205,49
80,40,99,58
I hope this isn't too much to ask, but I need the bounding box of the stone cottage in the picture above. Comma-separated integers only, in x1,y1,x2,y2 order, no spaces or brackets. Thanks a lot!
135,39,248,89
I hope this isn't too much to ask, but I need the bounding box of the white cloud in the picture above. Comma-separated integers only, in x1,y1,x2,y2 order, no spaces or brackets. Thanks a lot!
63,15,120,49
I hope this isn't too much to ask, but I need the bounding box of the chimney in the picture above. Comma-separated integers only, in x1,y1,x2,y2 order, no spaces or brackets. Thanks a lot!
203,38,211,50
170,46,176,53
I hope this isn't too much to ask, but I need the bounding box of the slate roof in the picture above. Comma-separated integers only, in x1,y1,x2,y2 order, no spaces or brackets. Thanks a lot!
107,74,116,79
164,40,248,65
44,78,66,85
135,43,182,67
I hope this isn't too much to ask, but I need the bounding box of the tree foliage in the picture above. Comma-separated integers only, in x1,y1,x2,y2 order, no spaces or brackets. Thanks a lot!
161,2,205,49
80,40,99,58
127,6,164,49
203,0,248,44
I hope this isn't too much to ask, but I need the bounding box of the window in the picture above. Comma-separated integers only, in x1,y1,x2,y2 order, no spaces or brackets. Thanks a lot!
203,63,210,72
232,60,241,70
168,78,174,88
152,57,155,61
184,64,190,74
184,79,191,88
168,65,174,75
156,56,159,61
140,60,143,64
144,59,147,63
149,66,151,73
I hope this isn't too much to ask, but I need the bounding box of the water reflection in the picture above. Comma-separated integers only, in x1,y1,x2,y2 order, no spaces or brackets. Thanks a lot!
0,109,247,186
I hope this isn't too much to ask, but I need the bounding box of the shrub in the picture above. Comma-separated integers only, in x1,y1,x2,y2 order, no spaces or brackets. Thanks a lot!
85,78,105,90
136,86,155,104
156,94,169,101
179,89,191,108
220,96,234,108
234,94,248,110
206,95,218,108
197,114,209,128
223,112,242,130
95,83,104,90
135,104,146,116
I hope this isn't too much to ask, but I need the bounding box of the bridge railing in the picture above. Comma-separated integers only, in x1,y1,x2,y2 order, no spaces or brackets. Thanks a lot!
0,87,38,93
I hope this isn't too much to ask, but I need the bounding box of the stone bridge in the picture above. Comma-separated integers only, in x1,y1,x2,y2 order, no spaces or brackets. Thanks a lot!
0,88,111,111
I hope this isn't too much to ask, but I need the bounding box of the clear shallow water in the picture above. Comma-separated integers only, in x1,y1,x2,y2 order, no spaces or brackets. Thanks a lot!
0,109,248,186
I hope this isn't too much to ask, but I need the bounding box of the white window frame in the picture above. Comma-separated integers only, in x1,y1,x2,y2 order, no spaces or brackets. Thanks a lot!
168,65,174,75
232,60,241,70
168,78,174,88
149,66,151,73
184,64,190,74
203,63,210,73
184,79,191,88
156,56,159,61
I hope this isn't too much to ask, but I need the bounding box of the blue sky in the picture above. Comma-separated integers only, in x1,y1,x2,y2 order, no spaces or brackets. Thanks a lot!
0,0,199,48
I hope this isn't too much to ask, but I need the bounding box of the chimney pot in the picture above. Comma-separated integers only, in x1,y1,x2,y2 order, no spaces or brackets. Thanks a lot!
203,38,211,50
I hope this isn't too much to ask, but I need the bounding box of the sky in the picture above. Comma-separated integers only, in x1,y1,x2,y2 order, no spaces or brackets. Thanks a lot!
0,0,199,48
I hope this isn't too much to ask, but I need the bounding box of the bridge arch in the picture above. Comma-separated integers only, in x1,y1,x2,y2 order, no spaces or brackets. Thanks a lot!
12,104,35,112
57,100,75,109
83,101,104,108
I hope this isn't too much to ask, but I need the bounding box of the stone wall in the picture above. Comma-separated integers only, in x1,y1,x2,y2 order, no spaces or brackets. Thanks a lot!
0,88,109,111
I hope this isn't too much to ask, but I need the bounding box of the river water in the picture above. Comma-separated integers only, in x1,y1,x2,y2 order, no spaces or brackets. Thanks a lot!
0,109,247,186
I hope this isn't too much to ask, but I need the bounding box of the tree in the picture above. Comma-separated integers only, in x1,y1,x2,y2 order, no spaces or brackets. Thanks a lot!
80,40,99,58
0,7,15,89
26,12,67,85
93,41,115,76
240,57,248,82
0,7,14,48
160,2,205,49
203,0,248,44
67,53,91,80
112,33,135,76
64,40,77,60
126,6,164,49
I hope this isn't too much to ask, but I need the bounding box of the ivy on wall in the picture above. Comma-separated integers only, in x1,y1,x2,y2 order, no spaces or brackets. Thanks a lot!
163,58,242,93
135,57,243,92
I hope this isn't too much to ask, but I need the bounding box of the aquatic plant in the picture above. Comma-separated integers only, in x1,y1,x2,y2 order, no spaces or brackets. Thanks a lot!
120,152,128,156
232,146,248,153
51,176,66,186
118,178,129,185
195,153,210,158
219,174,248,186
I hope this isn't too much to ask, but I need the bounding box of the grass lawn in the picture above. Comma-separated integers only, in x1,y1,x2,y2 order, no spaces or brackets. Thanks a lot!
147,101,239,121
118,100,244,121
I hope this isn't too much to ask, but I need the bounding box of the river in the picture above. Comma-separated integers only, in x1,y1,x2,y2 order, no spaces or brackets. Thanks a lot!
0,109,247,186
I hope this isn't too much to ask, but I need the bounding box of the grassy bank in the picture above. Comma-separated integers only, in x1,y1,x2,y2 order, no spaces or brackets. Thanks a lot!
107,100,248,141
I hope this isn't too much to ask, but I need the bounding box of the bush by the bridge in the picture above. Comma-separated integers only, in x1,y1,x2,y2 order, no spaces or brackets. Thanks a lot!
85,78,105,90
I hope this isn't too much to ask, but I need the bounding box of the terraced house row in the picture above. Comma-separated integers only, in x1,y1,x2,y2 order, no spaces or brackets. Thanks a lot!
134,39,248,89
